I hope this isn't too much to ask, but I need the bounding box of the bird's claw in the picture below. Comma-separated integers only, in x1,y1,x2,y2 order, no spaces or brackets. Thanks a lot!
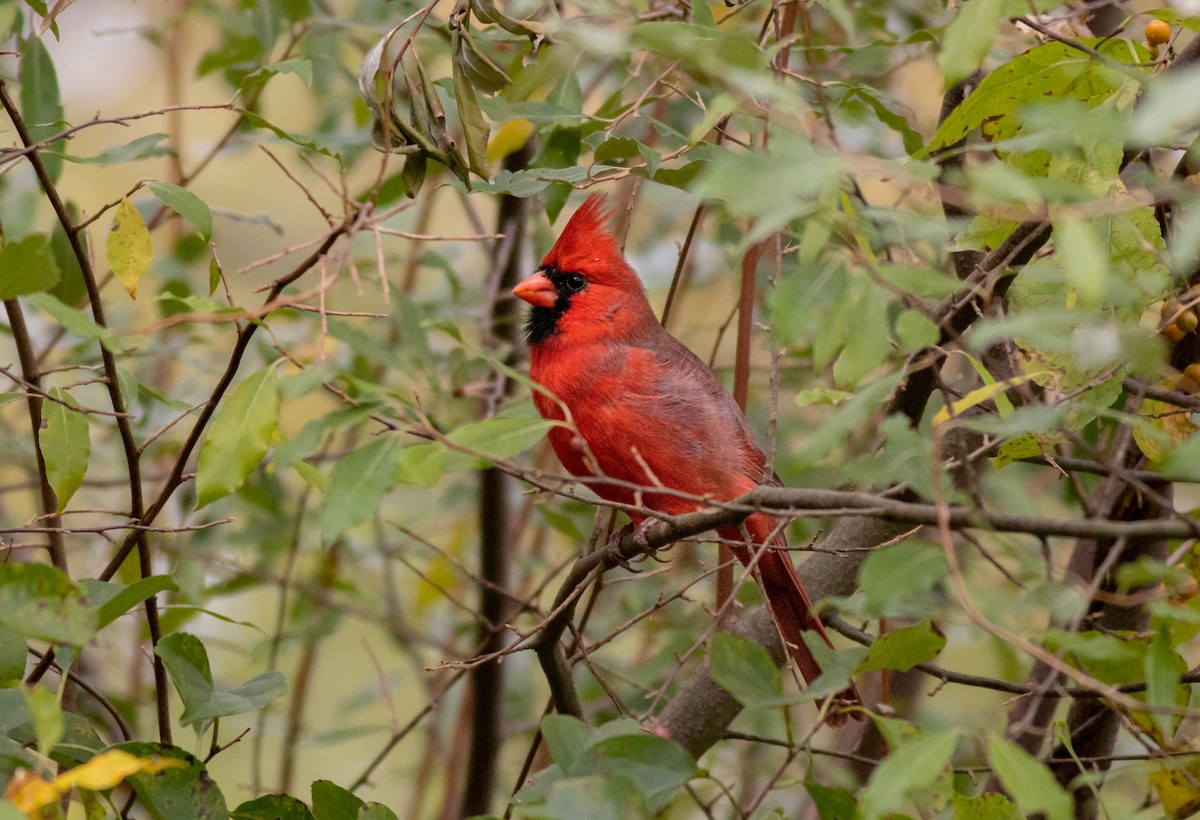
608,519,660,571
632,518,655,552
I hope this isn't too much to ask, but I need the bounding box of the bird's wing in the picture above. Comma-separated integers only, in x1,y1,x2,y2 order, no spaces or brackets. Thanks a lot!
575,332,770,501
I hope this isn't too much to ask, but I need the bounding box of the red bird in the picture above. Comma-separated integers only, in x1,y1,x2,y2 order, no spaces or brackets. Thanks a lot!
513,195,862,723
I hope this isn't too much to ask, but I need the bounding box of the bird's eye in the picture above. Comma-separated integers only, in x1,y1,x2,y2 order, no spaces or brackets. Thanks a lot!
563,273,587,293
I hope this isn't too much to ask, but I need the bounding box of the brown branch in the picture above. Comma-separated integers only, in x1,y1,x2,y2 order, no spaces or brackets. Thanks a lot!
95,209,363,583
0,78,170,743
463,141,533,818
3,300,67,573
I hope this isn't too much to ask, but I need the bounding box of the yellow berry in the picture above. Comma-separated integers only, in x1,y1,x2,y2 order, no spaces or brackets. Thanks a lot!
1177,310,1199,334
1147,19,1171,47
1164,323,1186,343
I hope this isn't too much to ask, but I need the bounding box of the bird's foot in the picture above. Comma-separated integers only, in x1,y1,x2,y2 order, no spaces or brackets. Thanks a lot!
608,519,660,571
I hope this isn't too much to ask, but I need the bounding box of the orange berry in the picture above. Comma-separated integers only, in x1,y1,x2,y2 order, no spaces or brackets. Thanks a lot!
1164,323,1187,343
1147,19,1171,47
1163,298,1181,319
1174,563,1198,601
1177,310,1199,334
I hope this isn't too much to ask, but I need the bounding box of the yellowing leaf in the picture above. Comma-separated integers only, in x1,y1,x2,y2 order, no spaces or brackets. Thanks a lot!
488,118,535,163
932,372,1045,429
1134,398,1199,463
59,750,183,790
107,197,151,299
1152,761,1200,819
5,750,183,812
4,768,58,813
416,556,459,611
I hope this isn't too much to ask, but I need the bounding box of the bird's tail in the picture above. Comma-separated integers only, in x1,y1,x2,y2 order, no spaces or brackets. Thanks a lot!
723,518,864,726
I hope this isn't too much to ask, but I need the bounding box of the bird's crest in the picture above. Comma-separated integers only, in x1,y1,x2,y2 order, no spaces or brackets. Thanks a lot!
541,195,639,288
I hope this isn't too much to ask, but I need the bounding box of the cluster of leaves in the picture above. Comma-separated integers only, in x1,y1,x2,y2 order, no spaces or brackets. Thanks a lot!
5,0,1200,818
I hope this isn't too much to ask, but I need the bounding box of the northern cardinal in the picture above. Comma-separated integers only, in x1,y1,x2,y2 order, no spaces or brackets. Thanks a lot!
513,195,863,724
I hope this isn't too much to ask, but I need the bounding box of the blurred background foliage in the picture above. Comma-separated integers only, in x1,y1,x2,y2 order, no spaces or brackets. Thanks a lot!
3,0,1200,817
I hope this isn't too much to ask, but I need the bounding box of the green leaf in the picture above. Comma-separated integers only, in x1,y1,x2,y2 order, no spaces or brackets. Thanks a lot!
543,775,652,820
860,729,959,820
1043,629,1143,683
794,388,854,407
454,32,510,94
21,686,62,757
938,0,1002,88
804,781,857,820
196,366,281,507
311,780,364,820
451,37,490,179
153,631,213,713
40,388,90,512
117,742,230,820
241,58,313,91
358,803,400,820
537,715,696,812
797,632,867,703
0,629,25,687
232,794,315,820
155,632,287,725
48,206,86,305
895,309,940,353
951,792,1022,819
85,575,179,630
856,620,947,674
1054,217,1108,306
586,734,697,810
0,563,96,646
708,631,783,707
107,197,152,299
394,443,445,487
986,736,1073,820
209,254,222,295
832,286,889,388
445,416,554,463
148,181,213,241
320,434,403,542
541,714,593,774
19,35,64,182
0,234,61,299
924,40,1136,157
859,540,948,618
23,293,116,348
1145,627,1186,739
241,109,336,158
57,133,169,165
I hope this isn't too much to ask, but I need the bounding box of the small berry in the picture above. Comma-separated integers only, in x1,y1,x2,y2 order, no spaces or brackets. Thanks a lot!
1147,19,1171,47
1174,563,1198,601
1177,310,1199,334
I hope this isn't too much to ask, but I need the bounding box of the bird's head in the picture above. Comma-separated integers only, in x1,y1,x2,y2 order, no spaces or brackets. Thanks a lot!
513,195,650,346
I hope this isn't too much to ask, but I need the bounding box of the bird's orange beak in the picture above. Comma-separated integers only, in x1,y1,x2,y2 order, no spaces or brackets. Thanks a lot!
512,271,557,308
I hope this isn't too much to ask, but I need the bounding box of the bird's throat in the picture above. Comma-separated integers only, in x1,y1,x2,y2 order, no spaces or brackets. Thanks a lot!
524,299,570,345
